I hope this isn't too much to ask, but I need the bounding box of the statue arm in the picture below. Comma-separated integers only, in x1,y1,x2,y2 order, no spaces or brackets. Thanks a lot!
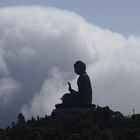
69,88,78,94
68,82,78,94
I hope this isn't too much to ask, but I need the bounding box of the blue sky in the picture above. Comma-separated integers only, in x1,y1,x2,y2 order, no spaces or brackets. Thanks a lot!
0,0,140,36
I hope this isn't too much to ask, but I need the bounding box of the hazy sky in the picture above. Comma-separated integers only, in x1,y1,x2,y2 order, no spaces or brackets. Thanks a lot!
0,1,140,128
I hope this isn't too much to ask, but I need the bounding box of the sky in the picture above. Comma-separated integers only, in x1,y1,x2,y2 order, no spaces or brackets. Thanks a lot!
1,0,140,35
0,1,140,128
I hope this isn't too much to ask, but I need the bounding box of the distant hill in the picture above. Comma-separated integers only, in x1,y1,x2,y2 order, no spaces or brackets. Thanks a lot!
1,105,140,140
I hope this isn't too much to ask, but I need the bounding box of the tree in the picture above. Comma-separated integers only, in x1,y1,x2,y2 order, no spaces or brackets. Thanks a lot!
18,113,25,124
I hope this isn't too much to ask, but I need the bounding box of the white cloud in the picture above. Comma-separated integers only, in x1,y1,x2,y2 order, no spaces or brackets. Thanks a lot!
22,68,67,118
0,6,140,125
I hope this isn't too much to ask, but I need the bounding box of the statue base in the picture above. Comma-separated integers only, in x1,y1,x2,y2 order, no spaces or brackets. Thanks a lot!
51,104,96,119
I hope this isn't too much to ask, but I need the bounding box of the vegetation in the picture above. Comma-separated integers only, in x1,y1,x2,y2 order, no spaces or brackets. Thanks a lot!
1,105,140,140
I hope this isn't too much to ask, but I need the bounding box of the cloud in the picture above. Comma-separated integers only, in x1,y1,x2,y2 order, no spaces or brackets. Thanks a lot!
0,78,20,105
0,6,140,126
21,68,67,118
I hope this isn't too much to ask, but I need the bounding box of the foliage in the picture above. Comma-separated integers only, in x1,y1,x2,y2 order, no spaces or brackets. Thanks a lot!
1,105,140,140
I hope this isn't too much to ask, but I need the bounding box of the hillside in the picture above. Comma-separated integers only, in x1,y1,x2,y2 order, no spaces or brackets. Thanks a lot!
1,105,140,140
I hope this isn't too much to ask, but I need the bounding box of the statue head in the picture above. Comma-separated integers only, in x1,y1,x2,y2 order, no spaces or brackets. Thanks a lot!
74,61,86,75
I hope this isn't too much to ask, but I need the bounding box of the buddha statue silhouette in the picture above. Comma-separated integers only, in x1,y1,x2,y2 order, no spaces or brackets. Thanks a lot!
60,61,92,107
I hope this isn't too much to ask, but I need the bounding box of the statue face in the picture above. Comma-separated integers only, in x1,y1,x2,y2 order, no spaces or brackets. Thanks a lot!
74,66,83,75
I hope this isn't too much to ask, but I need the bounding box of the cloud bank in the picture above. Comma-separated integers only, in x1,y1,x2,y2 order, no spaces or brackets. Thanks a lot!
0,6,140,127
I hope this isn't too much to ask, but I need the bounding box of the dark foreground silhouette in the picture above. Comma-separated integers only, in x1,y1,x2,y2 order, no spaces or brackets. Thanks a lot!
1,61,140,139
1,105,140,140
56,61,92,108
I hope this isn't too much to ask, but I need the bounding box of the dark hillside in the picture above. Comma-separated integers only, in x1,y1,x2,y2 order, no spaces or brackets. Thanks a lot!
1,105,140,140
